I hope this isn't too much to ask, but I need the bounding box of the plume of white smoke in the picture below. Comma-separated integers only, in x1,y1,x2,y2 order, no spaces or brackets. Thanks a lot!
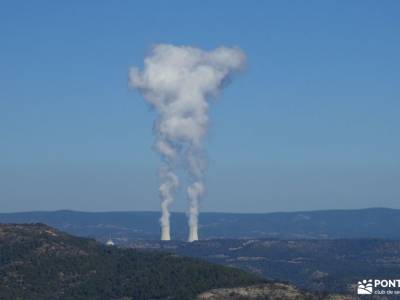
130,44,246,241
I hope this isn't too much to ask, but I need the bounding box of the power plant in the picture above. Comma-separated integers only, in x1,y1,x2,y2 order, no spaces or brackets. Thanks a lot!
131,44,246,241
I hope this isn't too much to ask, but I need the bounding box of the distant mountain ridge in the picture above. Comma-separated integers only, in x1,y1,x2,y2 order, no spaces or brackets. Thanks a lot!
0,207,398,241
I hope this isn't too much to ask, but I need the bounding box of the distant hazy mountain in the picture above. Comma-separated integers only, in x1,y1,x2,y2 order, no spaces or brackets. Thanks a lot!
0,208,399,241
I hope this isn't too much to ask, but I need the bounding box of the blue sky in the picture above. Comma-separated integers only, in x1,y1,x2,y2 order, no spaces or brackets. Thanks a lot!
1,1,399,212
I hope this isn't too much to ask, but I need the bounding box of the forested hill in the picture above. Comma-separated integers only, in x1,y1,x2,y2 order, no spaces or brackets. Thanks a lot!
0,207,399,241
0,224,262,300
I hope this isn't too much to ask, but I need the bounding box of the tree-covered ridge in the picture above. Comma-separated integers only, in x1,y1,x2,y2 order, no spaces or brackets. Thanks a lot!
0,224,262,300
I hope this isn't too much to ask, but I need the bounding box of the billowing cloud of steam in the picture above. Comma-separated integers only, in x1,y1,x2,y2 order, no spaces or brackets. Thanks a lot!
130,44,246,241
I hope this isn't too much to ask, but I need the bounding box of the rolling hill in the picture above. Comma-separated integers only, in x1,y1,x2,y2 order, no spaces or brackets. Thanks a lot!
0,224,262,300
0,224,359,300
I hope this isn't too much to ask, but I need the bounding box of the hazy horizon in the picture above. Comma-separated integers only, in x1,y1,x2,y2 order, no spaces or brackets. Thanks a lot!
1,206,398,215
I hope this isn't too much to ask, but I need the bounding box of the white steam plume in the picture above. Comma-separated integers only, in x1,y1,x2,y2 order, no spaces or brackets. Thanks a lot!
130,44,246,241
159,168,179,240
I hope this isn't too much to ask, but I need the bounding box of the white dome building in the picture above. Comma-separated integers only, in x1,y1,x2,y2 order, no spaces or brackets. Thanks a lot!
106,238,115,246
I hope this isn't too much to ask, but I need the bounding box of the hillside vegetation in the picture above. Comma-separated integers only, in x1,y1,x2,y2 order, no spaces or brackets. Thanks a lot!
0,224,261,300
